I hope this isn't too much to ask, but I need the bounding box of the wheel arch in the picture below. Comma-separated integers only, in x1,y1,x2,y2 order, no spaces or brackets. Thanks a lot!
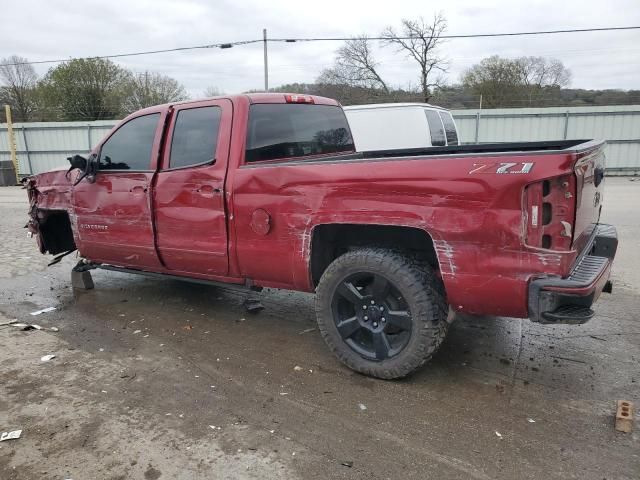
309,223,441,288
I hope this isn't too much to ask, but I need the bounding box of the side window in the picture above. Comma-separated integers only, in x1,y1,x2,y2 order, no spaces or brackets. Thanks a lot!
439,111,459,146
99,113,159,170
245,104,354,163
424,109,446,147
169,106,222,169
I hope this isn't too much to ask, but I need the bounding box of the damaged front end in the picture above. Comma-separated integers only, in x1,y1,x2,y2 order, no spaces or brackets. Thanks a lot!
25,171,77,261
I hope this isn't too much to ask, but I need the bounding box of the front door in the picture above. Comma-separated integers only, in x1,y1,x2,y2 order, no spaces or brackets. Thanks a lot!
72,111,164,270
153,99,232,276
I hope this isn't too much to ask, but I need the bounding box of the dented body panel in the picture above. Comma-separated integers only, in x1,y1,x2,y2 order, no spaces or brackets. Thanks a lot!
26,93,615,321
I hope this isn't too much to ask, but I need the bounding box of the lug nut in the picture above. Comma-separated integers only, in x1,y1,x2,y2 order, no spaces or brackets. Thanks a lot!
371,300,375,305
373,322,378,327
379,306,384,311
362,305,367,310
381,317,386,322
364,316,368,321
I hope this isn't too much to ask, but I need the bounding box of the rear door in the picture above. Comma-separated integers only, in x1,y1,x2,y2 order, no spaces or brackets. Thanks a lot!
153,99,232,275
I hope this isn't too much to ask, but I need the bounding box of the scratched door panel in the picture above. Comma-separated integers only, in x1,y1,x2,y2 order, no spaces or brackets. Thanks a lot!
152,100,232,276
72,172,161,269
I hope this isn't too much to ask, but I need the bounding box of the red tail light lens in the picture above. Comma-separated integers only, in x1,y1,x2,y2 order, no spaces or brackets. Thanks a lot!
285,94,315,104
525,175,576,250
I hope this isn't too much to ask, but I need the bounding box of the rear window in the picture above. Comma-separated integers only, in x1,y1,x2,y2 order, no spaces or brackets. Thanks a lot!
424,109,446,147
439,111,458,146
245,104,355,163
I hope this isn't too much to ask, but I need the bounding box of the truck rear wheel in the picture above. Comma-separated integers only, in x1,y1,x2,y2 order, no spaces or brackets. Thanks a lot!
315,248,449,379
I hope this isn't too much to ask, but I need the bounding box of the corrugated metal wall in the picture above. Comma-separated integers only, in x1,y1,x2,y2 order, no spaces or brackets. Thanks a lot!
451,105,640,173
1,105,639,175
0,121,116,175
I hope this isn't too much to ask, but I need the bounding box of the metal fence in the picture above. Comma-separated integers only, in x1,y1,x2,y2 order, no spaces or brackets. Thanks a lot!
1,105,639,176
451,104,640,174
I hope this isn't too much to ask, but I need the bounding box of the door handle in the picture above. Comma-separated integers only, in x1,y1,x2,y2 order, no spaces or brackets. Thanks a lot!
195,185,222,195
130,185,148,194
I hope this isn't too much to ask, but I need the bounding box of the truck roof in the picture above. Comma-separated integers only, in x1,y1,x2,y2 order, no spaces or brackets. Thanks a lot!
177,93,340,107
122,93,342,120
343,103,449,111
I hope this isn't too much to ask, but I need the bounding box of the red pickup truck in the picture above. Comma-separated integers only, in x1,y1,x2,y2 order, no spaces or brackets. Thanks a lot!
26,93,617,379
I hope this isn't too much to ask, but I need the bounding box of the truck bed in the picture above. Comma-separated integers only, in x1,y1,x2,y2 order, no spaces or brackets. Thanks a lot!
361,139,596,159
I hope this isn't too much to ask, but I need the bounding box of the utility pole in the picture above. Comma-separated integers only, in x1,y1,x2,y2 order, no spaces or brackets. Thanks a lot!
4,105,20,184
263,28,269,92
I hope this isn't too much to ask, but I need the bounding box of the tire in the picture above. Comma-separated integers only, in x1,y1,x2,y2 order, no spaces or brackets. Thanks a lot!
315,248,449,380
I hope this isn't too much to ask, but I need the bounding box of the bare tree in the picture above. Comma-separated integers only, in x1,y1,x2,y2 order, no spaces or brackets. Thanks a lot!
317,36,388,93
382,14,448,102
203,86,223,97
124,71,189,112
516,57,571,105
0,55,39,121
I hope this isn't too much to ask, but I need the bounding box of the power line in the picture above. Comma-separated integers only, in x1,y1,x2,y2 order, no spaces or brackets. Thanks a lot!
272,26,640,42
4,26,639,67
3,39,262,66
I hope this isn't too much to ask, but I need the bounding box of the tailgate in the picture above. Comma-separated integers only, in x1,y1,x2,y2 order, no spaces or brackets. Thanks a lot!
572,142,606,252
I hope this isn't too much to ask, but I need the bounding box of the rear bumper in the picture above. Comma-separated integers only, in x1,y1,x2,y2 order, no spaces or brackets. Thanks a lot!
528,224,618,324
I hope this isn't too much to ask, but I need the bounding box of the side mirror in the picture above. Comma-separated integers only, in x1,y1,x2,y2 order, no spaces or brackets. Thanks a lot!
68,153,98,186
67,155,87,171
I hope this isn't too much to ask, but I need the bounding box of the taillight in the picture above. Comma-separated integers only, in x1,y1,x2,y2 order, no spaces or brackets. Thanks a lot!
524,175,576,250
285,94,315,104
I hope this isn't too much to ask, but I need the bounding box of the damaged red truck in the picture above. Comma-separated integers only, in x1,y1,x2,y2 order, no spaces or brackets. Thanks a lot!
26,93,618,379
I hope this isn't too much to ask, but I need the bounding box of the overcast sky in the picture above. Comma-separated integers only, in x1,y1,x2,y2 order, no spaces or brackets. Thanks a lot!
3,0,639,100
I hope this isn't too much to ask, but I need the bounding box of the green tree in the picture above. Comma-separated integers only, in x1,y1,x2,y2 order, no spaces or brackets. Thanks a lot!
41,58,131,120
462,55,571,107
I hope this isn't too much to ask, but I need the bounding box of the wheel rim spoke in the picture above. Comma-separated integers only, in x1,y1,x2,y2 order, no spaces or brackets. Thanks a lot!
337,281,364,306
385,310,412,331
336,316,360,339
372,331,391,360
370,274,390,299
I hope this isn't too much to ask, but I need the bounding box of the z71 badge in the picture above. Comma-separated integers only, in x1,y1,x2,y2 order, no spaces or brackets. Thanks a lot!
469,162,534,174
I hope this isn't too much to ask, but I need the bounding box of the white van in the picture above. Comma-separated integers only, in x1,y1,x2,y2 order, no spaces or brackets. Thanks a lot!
343,103,459,152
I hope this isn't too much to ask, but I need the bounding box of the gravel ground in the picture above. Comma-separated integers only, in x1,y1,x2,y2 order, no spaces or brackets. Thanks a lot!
0,179,638,480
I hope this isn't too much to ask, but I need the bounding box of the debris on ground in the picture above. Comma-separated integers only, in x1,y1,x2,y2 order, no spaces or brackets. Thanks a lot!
527,418,536,423
11,323,42,331
50,327,59,332
0,319,18,327
133,330,142,334
40,354,56,362
358,403,367,411
0,429,22,442
293,365,303,371
341,461,353,468
615,400,634,433
298,327,316,335
495,431,503,439
243,298,264,313
182,325,193,331
30,306,56,316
